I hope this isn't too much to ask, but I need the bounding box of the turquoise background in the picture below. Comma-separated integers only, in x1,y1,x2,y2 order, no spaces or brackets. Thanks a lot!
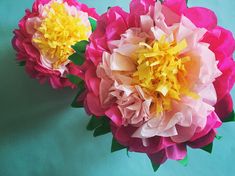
0,0,234,175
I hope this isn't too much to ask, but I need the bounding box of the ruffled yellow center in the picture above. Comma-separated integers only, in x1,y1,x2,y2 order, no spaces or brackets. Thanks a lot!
132,36,199,114
33,2,91,69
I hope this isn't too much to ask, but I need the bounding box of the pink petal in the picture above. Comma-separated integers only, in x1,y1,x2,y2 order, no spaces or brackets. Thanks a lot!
86,93,105,116
183,7,217,30
163,0,187,15
215,94,234,120
165,144,187,160
105,106,123,127
188,129,216,148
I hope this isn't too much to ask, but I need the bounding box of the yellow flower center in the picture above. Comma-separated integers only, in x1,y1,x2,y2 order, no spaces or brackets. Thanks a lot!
33,2,91,69
132,36,199,114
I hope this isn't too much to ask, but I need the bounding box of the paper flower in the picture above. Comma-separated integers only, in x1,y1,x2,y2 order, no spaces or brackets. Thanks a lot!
12,0,99,88
72,0,235,171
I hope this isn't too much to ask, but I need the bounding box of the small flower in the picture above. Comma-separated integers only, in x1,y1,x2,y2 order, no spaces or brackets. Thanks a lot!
12,0,99,88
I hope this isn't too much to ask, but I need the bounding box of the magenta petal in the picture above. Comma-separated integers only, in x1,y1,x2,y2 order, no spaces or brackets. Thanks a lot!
214,59,235,100
165,144,187,160
49,76,63,89
190,112,222,141
188,129,216,148
129,0,155,27
148,150,167,164
163,0,187,15
86,93,105,116
215,94,233,120
105,106,123,127
183,7,217,30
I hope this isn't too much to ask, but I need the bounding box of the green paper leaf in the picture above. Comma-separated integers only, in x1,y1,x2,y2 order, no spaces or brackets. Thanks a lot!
126,148,130,157
111,137,126,153
222,110,235,123
93,124,110,137
87,116,103,131
178,155,188,166
201,143,213,154
86,116,111,137
18,61,26,66
68,52,85,65
151,160,160,172
72,40,89,53
215,135,222,140
89,17,97,32
71,82,85,108
66,74,82,85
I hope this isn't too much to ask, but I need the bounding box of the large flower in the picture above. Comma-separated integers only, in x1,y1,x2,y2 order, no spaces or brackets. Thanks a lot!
12,0,99,88
80,0,235,164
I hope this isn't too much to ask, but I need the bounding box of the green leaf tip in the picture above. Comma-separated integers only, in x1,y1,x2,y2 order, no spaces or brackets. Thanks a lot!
111,137,126,153
178,155,188,166
86,116,111,137
66,74,82,85
201,143,213,154
18,61,26,66
72,40,89,53
222,110,235,123
151,160,160,172
215,135,222,140
71,82,85,108
89,17,97,32
68,51,85,65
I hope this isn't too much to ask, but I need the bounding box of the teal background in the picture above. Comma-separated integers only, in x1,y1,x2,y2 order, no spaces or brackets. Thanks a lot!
0,0,234,175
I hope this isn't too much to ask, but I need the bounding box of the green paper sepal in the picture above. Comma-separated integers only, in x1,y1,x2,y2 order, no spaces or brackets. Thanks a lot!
18,61,26,66
88,17,97,32
215,135,222,140
222,110,235,123
201,142,213,154
68,51,85,65
178,155,188,166
151,160,160,172
66,74,83,85
86,116,111,137
72,40,89,53
111,137,126,153
71,81,85,108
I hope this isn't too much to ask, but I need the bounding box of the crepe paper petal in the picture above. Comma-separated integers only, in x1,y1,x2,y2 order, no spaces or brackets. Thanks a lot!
66,74,83,85
111,137,126,153
71,82,85,108
178,155,188,166
72,40,89,53
163,0,187,15
201,143,213,154
89,17,97,32
215,135,222,140
183,7,217,30
222,110,235,123
151,160,161,172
